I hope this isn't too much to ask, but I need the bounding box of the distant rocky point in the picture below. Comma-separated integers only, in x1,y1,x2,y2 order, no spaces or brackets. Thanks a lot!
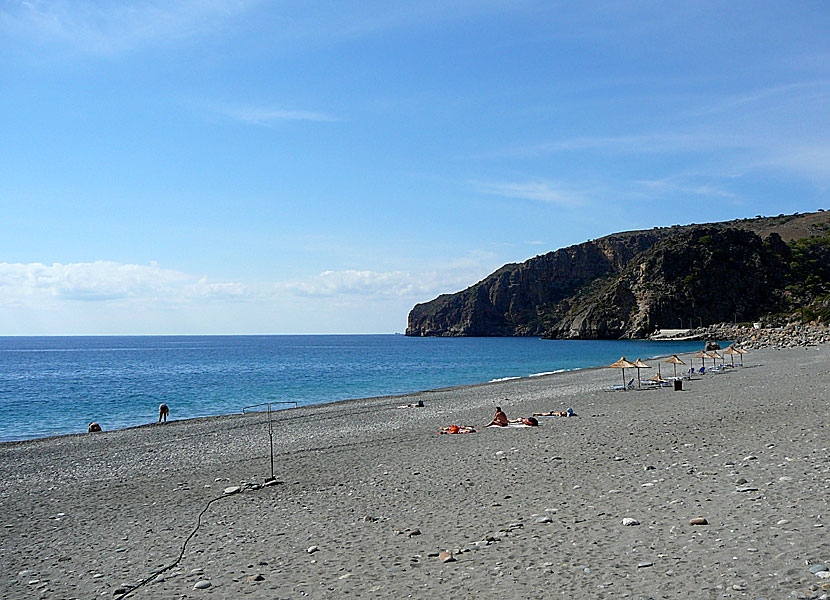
406,210,830,339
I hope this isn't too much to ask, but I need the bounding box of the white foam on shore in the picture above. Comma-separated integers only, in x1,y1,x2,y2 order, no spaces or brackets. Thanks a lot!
530,369,567,377
491,368,570,382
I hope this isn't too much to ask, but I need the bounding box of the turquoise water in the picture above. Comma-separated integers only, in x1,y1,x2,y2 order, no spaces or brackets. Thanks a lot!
0,335,716,442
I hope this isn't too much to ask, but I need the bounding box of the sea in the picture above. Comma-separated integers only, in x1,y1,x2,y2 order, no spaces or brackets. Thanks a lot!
0,335,719,443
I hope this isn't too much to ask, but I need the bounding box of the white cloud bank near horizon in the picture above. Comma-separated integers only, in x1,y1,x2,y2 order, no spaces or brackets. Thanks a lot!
0,259,491,334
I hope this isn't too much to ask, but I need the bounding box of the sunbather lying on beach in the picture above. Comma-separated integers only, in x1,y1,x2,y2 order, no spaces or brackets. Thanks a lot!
509,417,539,426
485,406,509,427
438,425,476,434
533,407,577,417
397,400,424,408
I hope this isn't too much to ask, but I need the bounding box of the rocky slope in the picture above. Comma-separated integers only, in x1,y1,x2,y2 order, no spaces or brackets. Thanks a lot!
406,210,830,339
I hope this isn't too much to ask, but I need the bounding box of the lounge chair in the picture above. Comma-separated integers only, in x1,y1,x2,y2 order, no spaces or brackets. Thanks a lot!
607,377,635,391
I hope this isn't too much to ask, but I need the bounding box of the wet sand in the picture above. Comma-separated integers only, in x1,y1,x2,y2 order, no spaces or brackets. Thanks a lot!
1,344,828,599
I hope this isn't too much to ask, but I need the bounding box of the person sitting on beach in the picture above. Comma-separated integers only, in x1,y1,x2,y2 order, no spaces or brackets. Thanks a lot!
88,422,102,433
486,406,509,427
158,403,169,423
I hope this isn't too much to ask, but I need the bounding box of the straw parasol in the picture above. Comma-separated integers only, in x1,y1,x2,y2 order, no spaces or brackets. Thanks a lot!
735,346,749,365
608,356,637,389
631,358,652,388
706,350,723,367
723,345,740,366
648,372,667,385
663,354,686,378
691,350,708,370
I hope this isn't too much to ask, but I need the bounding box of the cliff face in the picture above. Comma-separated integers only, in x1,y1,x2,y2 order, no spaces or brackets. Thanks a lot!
406,210,829,339
543,228,791,339
405,231,662,336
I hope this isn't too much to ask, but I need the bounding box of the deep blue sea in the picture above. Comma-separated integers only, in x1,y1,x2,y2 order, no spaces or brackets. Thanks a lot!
0,335,716,442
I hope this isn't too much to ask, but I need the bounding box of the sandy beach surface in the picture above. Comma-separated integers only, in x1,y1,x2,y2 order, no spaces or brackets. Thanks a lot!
1,344,828,599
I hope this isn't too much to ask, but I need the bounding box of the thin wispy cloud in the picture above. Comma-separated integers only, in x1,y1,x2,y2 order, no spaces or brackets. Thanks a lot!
753,143,830,184
634,178,738,200
472,180,585,207
683,80,830,118
1,0,518,58
506,132,751,158
217,105,340,126
0,0,261,55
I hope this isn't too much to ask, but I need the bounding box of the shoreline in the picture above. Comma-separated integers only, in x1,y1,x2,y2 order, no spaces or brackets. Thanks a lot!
2,343,828,599
0,342,731,447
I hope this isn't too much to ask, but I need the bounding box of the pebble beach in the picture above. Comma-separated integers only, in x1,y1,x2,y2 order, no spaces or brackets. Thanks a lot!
1,344,828,599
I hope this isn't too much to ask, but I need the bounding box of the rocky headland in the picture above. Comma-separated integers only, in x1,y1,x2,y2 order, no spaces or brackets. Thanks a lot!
407,210,830,339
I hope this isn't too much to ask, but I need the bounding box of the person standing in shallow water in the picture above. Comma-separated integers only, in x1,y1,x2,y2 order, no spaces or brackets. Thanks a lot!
158,403,169,423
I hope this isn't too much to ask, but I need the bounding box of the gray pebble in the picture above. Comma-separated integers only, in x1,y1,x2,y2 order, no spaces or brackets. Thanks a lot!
193,580,211,589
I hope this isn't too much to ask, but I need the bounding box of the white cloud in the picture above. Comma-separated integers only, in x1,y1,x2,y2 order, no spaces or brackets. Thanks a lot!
0,258,496,310
281,270,422,297
472,180,584,207
278,262,491,300
0,261,247,307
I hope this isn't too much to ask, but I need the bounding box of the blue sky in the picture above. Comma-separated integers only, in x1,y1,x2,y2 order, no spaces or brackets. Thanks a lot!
1,1,828,334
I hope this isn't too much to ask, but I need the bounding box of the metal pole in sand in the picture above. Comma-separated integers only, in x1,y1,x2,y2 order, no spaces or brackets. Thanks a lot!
242,400,297,483
268,403,275,482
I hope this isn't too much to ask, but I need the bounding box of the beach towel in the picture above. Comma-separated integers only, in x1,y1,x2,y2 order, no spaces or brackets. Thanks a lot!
438,425,476,434
486,422,532,428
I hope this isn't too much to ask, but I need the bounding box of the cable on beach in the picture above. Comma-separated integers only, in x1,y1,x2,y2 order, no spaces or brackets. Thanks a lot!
113,482,272,599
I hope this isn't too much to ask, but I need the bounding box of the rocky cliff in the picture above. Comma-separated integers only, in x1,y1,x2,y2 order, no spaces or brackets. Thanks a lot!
542,228,790,339
406,211,830,339
405,231,663,336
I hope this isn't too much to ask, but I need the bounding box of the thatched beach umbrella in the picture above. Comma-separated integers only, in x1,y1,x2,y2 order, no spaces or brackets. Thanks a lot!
735,346,749,365
691,350,708,370
706,350,723,367
648,372,668,385
663,354,686,378
608,356,637,389
631,358,652,388
723,345,740,367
